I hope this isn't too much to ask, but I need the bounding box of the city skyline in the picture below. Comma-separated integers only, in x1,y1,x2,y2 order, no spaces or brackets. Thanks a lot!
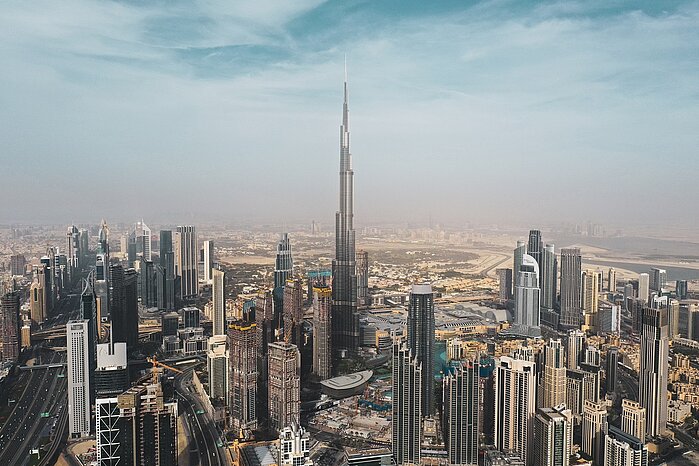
2,1,698,226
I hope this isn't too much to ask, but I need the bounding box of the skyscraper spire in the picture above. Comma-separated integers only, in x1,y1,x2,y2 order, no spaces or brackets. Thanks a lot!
332,60,359,357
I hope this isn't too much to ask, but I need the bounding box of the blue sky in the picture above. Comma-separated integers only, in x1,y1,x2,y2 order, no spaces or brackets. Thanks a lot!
1,0,698,226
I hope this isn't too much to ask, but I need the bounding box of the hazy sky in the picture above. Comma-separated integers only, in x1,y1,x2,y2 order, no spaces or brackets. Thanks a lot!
2,0,698,227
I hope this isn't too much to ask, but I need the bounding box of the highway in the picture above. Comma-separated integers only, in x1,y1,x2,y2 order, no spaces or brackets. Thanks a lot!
0,293,80,465
175,367,230,466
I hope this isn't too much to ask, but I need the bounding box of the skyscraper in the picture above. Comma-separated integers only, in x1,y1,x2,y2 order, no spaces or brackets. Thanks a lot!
202,240,214,283
514,241,527,297
95,342,129,397
332,70,359,354
533,406,573,466
392,341,422,466
274,233,294,290
175,225,198,300
268,341,301,434
582,269,600,331
443,360,480,466
527,230,543,266
157,230,176,311
497,268,514,302
407,283,435,416
207,335,228,401
608,268,617,292
67,320,91,438
514,254,541,335
212,267,226,336
621,400,646,441
313,285,332,380
637,273,649,303
67,224,80,280
0,292,20,363
495,356,537,465
30,268,47,324
649,268,667,292
639,306,668,438
540,244,558,311
283,278,303,346
560,248,582,328
111,268,139,353
582,400,608,466
566,329,585,370
128,220,152,263
357,249,369,307
604,426,648,466
605,347,618,395
540,339,566,409
229,321,259,434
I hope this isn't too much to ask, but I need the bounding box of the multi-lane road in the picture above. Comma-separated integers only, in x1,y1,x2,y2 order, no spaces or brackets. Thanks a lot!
175,367,230,466
0,293,80,465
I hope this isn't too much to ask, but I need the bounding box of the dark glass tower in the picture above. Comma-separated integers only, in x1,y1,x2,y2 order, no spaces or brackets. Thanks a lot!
407,284,435,416
332,69,359,354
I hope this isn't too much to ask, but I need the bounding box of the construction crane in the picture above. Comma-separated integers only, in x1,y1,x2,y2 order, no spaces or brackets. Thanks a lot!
147,356,183,383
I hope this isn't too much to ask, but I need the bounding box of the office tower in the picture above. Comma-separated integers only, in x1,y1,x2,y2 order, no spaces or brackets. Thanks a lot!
158,230,176,310
332,71,359,355
357,249,369,307
212,267,226,335
111,266,138,353
675,280,688,300
67,320,91,437
580,362,601,404
81,279,98,381
565,369,585,421
180,306,198,328
443,360,480,466
117,381,178,465
649,268,667,291
283,278,303,346
0,292,20,363
268,341,300,433
95,397,122,466
667,298,680,339
604,426,648,466
229,321,259,433
560,248,582,328
566,330,585,370
407,283,435,416
274,233,294,290
514,241,527,296
43,248,57,311
582,400,608,465
30,268,47,324
175,225,198,299
98,219,110,254
637,274,649,302
95,250,110,320
255,291,275,428
639,306,668,437
598,305,621,334
605,347,618,395
161,312,179,337
497,268,513,302
138,259,157,308
514,254,541,335
540,245,557,311
202,240,214,283
392,341,422,466
67,224,80,279
527,230,543,268
95,342,129,397
278,423,313,466
313,285,332,380
582,269,600,316
541,339,566,409
621,400,646,441
533,406,573,466
495,356,537,465
10,254,26,276
608,268,617,292
78,228,89,264
207,335,228,401
584,346,601,367
128,220,152,263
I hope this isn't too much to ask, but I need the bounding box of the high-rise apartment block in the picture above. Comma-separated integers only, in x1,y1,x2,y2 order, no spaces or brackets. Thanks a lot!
443,360,480,466
268,341,300,434
560,248,582,328
313,285,332,380
392,341,422,466
67,320,91,438
639,306,669,437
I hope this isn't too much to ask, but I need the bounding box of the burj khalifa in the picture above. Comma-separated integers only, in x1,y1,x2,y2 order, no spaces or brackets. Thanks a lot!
331,68,359,356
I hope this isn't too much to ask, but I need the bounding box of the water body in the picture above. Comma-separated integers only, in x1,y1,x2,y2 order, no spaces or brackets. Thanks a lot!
584,260,699,281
